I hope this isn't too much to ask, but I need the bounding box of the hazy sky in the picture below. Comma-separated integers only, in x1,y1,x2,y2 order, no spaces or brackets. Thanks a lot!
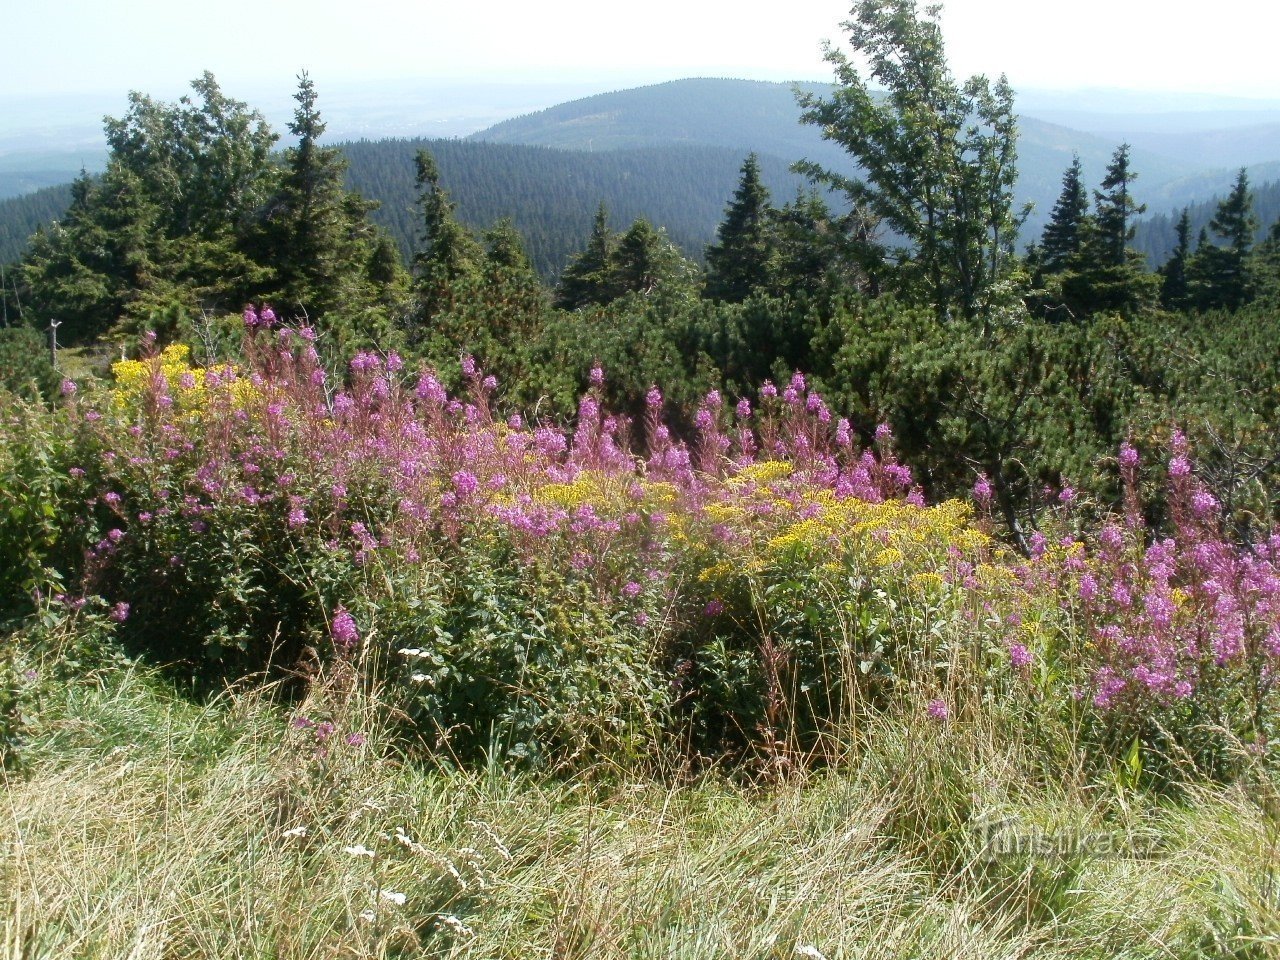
5,0,1279,100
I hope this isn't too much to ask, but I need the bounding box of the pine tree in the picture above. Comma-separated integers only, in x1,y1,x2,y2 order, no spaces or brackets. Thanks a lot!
607,219,697,299
411,148,482,321
1195,168,1257,311
1159,208,1192,310
704,153,775,303
1094,145,1145,265
555,203,615,310
1040,155,1089,274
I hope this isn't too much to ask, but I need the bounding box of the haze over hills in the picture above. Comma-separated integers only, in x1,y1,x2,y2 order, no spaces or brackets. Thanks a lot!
3,77,1280,271
469,78,1280,244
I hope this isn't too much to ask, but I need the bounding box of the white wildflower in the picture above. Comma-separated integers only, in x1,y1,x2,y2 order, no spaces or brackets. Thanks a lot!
435,914,474,937
795,946,827,960
358,908,376,922
344,844,376,858
394,827,427,854
379,890,407,906
410,672,430,683
465,819,512,861
397,647,422,657
281,825,307,839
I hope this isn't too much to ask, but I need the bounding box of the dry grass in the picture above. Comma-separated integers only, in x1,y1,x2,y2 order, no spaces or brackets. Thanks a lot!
3,664,1279,959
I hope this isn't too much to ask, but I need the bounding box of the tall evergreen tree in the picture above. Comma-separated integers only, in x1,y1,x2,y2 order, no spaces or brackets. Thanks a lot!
259,72,405,331
704,153,775,303
607,219,697,299
1250,216,1280,305
1159,208,1193,311
411,148,482,321
1093,144,1145,265
555,203,615,310
1040,155,1089,274
21,74,279,342
1055,144,1156,317
1192,168,1257,312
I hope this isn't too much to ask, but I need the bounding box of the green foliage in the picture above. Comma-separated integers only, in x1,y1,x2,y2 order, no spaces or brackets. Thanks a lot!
17,74,405,349
1188,168,1257,313
0,398,81,621
1159,209,1193,311
796,0,1021,322
552,214,699,313
248,73,410,344
704,153,776,303
1039,155,1089,275
555,203,615,310
1034,145,1159,320
0,325,59,401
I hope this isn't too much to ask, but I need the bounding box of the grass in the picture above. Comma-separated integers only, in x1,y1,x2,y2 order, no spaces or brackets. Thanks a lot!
4,659,1280,959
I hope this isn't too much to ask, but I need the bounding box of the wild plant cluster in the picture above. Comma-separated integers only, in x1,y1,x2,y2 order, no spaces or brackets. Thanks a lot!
3,309,1279,779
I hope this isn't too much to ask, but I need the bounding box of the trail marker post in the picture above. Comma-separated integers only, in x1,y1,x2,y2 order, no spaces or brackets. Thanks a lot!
48,318,61,370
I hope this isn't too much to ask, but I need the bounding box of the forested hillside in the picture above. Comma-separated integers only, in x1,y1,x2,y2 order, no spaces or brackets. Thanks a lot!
8,77,1280,271
0,183,74,266
1135,176,1280,265
341,138,810,278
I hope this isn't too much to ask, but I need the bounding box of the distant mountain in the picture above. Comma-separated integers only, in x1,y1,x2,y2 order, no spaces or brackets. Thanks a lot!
470,77,1280,244
6,77,1280,276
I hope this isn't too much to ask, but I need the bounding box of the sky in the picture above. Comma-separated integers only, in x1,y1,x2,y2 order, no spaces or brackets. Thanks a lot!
4,0,1279,102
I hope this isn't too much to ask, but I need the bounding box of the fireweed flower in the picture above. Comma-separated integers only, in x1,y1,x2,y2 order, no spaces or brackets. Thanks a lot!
331,607,359,649
926,698,949,720
972,474,993,504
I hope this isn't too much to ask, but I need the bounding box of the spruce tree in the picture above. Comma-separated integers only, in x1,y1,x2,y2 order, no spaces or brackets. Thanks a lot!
607,219,696,299
1250,217,1280,304
265,73,393,320
1094,144,1145,265
1056,145,1155,317
1040,155,1089,274
1159,208,1192,310
21,74,279,342
1199,168,1257,311
704,153,775,303
411,148,482,320
555,203,615,310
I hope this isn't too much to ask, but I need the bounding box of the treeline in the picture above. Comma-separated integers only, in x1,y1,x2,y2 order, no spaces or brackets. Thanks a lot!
1134,178,1280,267
340,137,810,278
7,73,407,352
4,11,1280,544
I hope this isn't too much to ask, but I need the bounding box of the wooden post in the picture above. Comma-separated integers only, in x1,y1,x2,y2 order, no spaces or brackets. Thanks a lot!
48,319,61,370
